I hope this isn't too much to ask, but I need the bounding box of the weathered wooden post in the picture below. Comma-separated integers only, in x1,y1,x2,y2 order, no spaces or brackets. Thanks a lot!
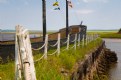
89,34,91,43
15,25,22,80
57,33,60,56
67,34,70,50
85,34,88,46
74,34,77,50
44,34,48,59
82,35,85,47
15,26,36,80
91,34,93,41
78,33,81,47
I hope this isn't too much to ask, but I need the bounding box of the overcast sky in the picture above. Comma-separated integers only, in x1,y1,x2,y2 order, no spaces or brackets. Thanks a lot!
0,0,121,30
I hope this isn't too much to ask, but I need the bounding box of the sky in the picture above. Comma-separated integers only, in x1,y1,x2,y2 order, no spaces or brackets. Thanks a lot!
0,0,121,30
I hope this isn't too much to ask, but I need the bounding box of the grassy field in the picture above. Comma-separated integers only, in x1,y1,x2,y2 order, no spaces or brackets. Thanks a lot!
88,30,121,39
0,38,102,80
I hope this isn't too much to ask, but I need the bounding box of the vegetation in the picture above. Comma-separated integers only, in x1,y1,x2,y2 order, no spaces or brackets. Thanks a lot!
93,72,108,80
118,28,121,33
0,38,102,80
100,33,121,38
88,30,121,39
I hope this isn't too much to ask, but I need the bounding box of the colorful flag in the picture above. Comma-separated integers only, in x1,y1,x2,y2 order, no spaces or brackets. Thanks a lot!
68,1,73,8
53,1,59,6
54,7,60,10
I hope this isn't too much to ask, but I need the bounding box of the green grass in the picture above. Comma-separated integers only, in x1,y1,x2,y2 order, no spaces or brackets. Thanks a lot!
0,38,102,80
0,62,14,80
99,33,121,38
88,30,121,39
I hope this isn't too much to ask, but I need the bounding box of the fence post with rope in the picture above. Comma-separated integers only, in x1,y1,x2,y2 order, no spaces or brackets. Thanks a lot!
82,35,85,47
15,25,36,80
67,34,70,50
85,34,88,46
44,34,48,59
57,33,60,56
74,34,77,50
77,33,81,47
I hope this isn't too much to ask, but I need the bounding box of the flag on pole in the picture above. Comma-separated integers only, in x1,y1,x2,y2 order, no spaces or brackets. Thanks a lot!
53,1,59,6
53,0,60,10
68,0,73,8
54,7,60,10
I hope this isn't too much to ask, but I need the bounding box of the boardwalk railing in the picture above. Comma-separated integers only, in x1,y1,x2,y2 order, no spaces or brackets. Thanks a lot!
15,26,99,80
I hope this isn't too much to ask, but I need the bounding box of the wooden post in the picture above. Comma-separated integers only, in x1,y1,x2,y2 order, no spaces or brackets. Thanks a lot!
85,34,88,45
15,26,36,80
89,34,91,43
97,34,99,39
15,25,22,80
67,34,70,50
74,34,77,50
78,34,80,47
82,35,85,47
44,34,48,59
91,34,93,41
57,33,60,56
95,34,96,39
93,34,95,40
92,34,94,41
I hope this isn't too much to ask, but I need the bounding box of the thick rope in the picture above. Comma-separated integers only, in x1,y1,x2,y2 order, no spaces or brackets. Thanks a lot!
48,50,57,56
34,53,45,63
32,43,45,51
48,41,58,47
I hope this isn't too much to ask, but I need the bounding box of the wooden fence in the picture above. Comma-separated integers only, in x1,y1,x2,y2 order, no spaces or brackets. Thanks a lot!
15,25,99,80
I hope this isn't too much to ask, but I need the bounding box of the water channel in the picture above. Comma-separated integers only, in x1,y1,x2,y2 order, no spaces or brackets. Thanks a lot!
103,39,121,80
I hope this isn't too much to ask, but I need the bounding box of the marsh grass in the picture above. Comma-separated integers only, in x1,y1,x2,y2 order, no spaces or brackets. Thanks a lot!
0,38,102,80
88,31,121,39
100,33,121,38
0,62,14,80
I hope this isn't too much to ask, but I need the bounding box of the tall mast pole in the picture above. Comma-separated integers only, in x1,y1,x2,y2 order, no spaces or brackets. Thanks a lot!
42,0,46,41
66,0,69,37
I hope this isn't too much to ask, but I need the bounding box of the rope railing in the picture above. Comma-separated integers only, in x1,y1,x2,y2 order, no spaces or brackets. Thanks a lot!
61,34,70,51
69,34,76,42
70,34,77,50
15,26,100,80
34,53,46,63
46,33,98,55
70,39,75,43
32,43,45,50
48,50,57,56
60,38,68,45
48,40,58,47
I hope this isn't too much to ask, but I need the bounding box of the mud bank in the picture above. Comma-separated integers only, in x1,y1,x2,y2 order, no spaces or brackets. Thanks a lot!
71,42,117,80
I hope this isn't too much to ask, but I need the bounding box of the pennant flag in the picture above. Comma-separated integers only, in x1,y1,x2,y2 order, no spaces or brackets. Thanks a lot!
68,1,73,8
53,1,59,6
54,7,60,10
